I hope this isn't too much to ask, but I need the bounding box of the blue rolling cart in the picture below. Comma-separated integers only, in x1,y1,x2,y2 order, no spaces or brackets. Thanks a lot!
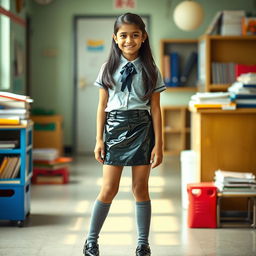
0,122,33,227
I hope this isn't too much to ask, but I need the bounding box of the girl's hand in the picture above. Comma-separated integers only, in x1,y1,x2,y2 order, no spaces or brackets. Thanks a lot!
94,140,105,164
150,145,163,168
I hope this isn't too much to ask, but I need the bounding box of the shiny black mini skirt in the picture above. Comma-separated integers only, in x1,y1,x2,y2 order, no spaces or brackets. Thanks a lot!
104,110,155,166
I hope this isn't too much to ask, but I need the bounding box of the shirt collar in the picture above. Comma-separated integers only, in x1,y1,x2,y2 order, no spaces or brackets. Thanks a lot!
120,54,142,71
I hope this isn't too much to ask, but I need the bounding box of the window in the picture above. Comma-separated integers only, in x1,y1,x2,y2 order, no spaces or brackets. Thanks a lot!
0,0,10,90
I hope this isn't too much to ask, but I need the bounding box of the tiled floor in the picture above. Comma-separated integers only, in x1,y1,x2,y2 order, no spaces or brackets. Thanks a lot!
0,156,256,256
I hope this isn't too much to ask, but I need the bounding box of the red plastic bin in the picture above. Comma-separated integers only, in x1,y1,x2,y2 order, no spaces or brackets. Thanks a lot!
187,182,217,228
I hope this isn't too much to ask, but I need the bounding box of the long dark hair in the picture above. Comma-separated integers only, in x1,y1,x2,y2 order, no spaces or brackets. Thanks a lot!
102,13,157,100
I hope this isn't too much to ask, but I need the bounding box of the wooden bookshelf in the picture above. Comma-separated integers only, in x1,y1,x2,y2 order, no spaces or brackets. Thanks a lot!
160,39,198,91
198,35,256,92
162,106,190,155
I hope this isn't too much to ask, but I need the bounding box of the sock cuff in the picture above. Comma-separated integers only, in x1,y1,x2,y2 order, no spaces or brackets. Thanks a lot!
96,199,111,207
136,200,151,206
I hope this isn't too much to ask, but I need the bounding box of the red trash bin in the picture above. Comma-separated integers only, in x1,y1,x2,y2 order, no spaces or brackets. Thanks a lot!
187,182,217,228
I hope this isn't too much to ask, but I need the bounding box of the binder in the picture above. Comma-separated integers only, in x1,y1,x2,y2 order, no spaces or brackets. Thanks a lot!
180,52,198,85
170,52,180,87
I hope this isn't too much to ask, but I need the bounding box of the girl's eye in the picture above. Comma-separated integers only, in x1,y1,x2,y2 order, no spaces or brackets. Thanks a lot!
120,34,126,38
133,34,139,38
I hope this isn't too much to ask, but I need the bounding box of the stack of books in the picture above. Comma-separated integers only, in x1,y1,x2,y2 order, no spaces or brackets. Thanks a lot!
214,169,256,193
228,73,256,108
220,10,245,36
0,91,33,125
189,92,236,110
205,10,245,35
32,148,72,184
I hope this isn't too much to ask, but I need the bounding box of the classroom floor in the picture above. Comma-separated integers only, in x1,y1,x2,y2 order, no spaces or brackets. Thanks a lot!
0,155,255,256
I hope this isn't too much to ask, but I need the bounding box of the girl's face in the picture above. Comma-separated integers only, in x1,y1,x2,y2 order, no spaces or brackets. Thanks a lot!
113,24,147,61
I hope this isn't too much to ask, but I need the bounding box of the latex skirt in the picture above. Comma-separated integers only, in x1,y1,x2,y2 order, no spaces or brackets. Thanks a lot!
104,110,155,166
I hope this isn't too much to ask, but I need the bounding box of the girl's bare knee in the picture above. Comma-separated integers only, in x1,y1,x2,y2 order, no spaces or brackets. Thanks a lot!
132,183,149,201
98,185,119,203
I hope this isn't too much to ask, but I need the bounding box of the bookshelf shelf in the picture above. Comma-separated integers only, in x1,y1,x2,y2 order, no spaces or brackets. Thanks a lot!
198,35,256,92
0,122,33,226
160,39,198,91
162,106,191,155
165,87,197,92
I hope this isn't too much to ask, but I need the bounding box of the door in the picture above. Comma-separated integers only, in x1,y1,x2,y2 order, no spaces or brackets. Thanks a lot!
74,16,150,154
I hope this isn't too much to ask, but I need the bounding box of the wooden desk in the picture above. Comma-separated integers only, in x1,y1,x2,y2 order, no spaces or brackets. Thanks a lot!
217,192,256,228
190,108,256,209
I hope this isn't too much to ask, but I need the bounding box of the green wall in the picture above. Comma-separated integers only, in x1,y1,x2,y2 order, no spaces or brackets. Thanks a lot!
0,0,27,94
28,0,256,146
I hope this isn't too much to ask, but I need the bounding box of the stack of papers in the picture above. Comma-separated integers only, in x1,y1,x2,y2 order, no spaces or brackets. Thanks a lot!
214,169,256,193
189,92,235,110
33,148,59,161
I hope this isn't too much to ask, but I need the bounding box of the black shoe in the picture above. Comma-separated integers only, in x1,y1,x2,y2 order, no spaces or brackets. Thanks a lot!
136,244,151,256
83,241,99,256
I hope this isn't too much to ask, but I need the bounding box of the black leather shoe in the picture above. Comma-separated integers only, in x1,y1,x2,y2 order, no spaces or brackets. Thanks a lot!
83,241,99,256
136,244,151,256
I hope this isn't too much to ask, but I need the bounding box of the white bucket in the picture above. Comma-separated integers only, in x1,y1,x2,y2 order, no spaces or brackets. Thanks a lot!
180,150,198,209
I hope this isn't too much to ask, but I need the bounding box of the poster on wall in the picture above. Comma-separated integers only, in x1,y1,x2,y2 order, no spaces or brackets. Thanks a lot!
113,0,137,9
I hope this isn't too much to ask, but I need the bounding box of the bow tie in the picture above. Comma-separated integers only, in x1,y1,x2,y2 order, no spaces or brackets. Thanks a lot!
120,62,137,92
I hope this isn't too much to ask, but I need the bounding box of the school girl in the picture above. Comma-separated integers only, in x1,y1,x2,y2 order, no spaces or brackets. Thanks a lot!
83,12,166,256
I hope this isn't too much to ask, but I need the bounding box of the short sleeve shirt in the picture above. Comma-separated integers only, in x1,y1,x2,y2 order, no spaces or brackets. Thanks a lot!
94,55,166,112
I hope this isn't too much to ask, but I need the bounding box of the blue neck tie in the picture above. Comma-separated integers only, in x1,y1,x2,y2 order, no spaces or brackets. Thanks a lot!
120,62,137,92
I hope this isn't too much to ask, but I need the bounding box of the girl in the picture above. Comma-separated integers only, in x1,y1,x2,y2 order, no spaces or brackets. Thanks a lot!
83,13,166,256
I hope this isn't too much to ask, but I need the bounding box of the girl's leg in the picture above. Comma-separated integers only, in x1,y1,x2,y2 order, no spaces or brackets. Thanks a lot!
86,165,123,244
132,165,151,248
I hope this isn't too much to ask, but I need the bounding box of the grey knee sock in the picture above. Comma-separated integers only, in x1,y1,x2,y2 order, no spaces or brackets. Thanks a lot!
87,200,111,243
136,200,151,245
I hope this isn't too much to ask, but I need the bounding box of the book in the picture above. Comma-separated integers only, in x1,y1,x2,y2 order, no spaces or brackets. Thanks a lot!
10,158,21,179
0,91,33,103
237,103,256,108
170,52,180,87
0,117,20,125
180,52,197,85
33,157,73,165
33,148,59,161
242,16,256,35
237,73,256,84
0,157,8,176
235,64,256,78
0,100,30,109
0,109,27,115
34,175,64,184
163,54,171,86
0,140,19,148
205,11,223,35
190,102,236,110
0,179,20,184
0,157,12,179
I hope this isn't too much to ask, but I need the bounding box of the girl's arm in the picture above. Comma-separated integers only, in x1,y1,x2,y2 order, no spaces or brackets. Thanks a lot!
150,92,163,168
94,88,108,163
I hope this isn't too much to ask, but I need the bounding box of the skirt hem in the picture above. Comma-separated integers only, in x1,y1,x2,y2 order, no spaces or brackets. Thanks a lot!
103,161,151,167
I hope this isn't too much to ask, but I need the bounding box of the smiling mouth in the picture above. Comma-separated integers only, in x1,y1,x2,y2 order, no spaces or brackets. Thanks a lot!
124,45,135,48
